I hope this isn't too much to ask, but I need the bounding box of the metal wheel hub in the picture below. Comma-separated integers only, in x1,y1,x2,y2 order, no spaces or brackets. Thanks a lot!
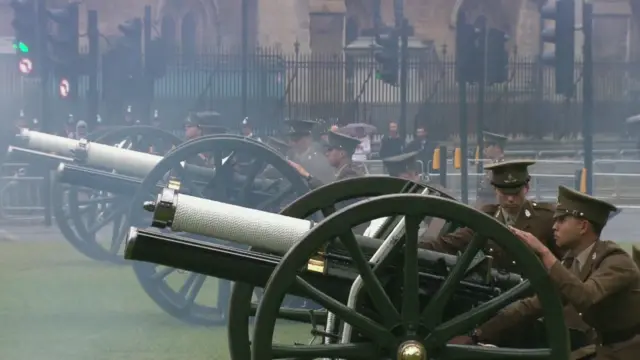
397,340,426,360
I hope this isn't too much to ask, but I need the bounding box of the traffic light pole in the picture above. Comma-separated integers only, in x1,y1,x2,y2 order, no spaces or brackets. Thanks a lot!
456,11,470,205
399,19,409,141
142,6,153,123
582,1,594,194
87,10,99,129
36,0,52,226
241,0,249,119
476,16,487,175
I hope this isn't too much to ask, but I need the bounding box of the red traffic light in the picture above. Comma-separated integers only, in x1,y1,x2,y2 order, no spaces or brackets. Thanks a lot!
59,78,70,98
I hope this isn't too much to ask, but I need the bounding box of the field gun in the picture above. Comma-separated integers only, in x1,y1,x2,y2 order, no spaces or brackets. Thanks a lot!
6,128,318,326
4,127,184,263
125,178,571,360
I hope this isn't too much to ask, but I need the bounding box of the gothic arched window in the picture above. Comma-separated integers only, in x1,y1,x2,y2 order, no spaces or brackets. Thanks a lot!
181,12,197,64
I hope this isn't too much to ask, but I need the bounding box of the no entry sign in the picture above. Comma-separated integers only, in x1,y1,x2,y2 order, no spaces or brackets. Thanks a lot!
59,78,70,98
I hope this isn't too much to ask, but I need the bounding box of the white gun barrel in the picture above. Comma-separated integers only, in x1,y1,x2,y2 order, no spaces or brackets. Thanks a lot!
18,129,162,178
145,188,314,254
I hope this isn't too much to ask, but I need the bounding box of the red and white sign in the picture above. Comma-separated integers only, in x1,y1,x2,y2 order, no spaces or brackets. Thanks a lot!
18,58,32,74
59,78,70,98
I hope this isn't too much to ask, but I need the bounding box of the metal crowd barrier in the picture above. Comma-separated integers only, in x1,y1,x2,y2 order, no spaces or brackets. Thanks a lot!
356,158,640,208
0,163,46,222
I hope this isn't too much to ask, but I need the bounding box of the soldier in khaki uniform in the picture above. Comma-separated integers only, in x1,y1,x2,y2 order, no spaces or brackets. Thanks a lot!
288,130,364,189
633,246,640,269
285,119,335,184
421,160,569,348
454,185,640,360
476,131,508,206
382,151,421,181
421,160,561,272
266,136,290,157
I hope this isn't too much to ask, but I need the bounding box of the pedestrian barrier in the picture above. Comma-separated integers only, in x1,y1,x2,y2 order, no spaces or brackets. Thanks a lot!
0,163,46,223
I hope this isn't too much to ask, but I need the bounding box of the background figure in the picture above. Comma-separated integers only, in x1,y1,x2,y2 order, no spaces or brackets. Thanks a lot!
406,125,436,173
379,121,404,159
75,121,88,139
351,126,371,162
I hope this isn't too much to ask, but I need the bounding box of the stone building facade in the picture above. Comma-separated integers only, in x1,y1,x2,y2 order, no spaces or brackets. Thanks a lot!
0,0,636,59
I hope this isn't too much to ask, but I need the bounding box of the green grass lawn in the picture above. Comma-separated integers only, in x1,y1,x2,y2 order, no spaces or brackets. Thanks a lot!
1,239,638,360
0,240,309,360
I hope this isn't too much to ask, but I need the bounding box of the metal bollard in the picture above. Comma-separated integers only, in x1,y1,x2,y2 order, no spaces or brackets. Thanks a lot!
439,145,447,188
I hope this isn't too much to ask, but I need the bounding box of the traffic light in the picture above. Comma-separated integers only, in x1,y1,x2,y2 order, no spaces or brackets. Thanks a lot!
455,18,481,84
11,0,38,74
46,3,79,73
540,0,575,95
486,28,509,85
116,18,143,77
374,28,399,86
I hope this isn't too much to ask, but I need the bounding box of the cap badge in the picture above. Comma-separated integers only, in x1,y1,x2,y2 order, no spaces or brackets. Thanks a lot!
504,174,517,184
525,209,531,218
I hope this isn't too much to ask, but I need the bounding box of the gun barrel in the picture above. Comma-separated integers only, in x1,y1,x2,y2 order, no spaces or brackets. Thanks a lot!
146,189,314,254
57,163,142,195
18,129,162,178
6,146,72,167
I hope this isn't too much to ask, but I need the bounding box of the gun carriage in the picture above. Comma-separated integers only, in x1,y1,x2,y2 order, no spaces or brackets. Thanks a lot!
125,175,570,359
6,126,183,261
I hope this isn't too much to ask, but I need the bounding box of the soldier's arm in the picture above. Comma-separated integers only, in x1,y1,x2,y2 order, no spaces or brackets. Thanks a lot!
419,205,497,255
476,296,543,344
419,227,474,254
306,176,325,190
545,247,638,313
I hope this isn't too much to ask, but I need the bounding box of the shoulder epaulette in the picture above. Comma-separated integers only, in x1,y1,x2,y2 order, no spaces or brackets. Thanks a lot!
530,201,555,212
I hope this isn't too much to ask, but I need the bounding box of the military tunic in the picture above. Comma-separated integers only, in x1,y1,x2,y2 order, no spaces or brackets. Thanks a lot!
420,200,560,273
291,144,335,184
477,240,640,360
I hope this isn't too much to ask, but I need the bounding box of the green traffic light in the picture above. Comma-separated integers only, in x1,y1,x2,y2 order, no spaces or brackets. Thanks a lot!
13,41,29,53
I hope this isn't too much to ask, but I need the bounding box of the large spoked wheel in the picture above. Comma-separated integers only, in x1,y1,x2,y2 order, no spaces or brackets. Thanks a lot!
252,194,569,360
52,126,182,263
227,176,462,360
129,134,310,326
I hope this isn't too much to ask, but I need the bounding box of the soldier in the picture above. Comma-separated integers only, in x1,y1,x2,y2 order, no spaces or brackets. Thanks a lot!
382,151,421,181
64,114,76,138
241,117,261,142
454,185,640,360
124,105,134,125
476,131,508,206
151,110,161,128
75,120,88,139
266,136,290,157
184,111,227,141
261,137,291,180
288,130,364,189
285,119,334,184
633,246,640,269
421,160,558,268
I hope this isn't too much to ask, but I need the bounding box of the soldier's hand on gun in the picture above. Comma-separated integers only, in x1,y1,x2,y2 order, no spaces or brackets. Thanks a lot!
509,226,546,254
287,160,310,178
448,335,474,345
